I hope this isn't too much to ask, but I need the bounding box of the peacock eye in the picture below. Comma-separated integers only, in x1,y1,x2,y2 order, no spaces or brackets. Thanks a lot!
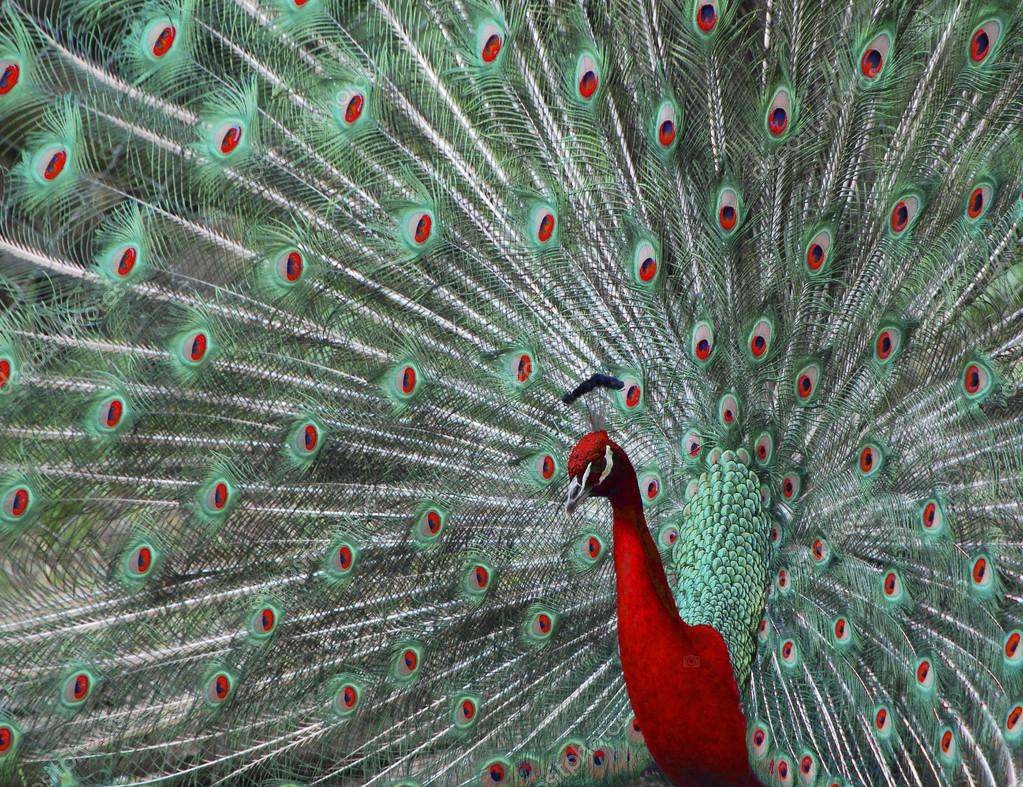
205,671,233,706
465,563,490,593
290,421,319,456
749,722,771,759
332,680,361,716
779,638,800,670
203,478,232,514
249,604,279,640
581,534,604,562
180,330,209,365
718,393,740,429
0,720,18,756
693,1,719,35
811,537,831,567
970,552,996,597
658,524,679,548
632,239,660,286
881,568,905,603
681,429,704,463
873,704,893,739
34,144,68,184
404,210,434,246
95,396,126,432
330,542,356,574
936,726,956,763
143,18,177,59
274,248,304,285
1006,703,1023,738
637,470,663,505
874,324,903,364
1004,630,1022,668
716,187,740,234
618,376,643,410
919,497,945,537
780,472,801,502
889,192,922,235
3,485,32,521
109,244,138,278
691,320,715,363
574,53,601,101
560,742,583,772
914,657,936,694
804,227,833,276
965,181,994,222
753,431,774,465
799,752,817,782
416,507,445,541
530,610,554,639
126,544,154,577
776,568,791,594
764,86,793,140
0,59,20,95
510,351,533,384
482,760,507,784
391,363,420,399
0,355,14,393
456,697,477,724
859,31,892,82
477,21,505,65
532,453,558,484
961,360,993,400
395,647,420,679
969,20,1001,65
212,120,244,156
832,615,853,647
775,754,794,787
857,441,884,479
653,99,679,150
747,316,774,361
793,362,820,403
62,671,93,707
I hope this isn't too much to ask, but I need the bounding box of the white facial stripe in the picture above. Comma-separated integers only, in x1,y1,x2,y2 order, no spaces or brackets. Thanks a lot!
598,445,614,484
580,460,593,489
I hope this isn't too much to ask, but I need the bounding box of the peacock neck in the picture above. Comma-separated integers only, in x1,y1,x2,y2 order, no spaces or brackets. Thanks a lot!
607,457,756,786
608,476,682,626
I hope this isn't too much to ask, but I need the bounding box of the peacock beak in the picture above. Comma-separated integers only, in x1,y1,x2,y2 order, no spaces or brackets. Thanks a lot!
565,462,593,515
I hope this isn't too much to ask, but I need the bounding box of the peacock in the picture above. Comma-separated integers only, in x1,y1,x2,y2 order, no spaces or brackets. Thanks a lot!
1,0,1022,784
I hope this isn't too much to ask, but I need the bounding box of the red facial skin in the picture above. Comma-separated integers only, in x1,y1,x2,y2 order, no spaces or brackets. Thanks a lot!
568,432,759,786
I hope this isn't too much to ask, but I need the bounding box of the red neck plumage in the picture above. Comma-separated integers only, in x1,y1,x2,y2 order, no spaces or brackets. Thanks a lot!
605,450,756,786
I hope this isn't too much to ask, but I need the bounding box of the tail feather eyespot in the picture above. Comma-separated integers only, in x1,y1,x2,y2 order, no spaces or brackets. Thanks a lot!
969,20,1001,65
765,86,794,140
747,316,775,362
144,18,178,59
62,670,93,707
694,1,719,35
716,187,740,234
888,192,922,236
804,226,833,276
2,485,32,521
205,670,233,707
859,31,892,82
212,120,244,157
965,182,994,222
35,145,68,183
574,53,600,101
0,60,20,95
